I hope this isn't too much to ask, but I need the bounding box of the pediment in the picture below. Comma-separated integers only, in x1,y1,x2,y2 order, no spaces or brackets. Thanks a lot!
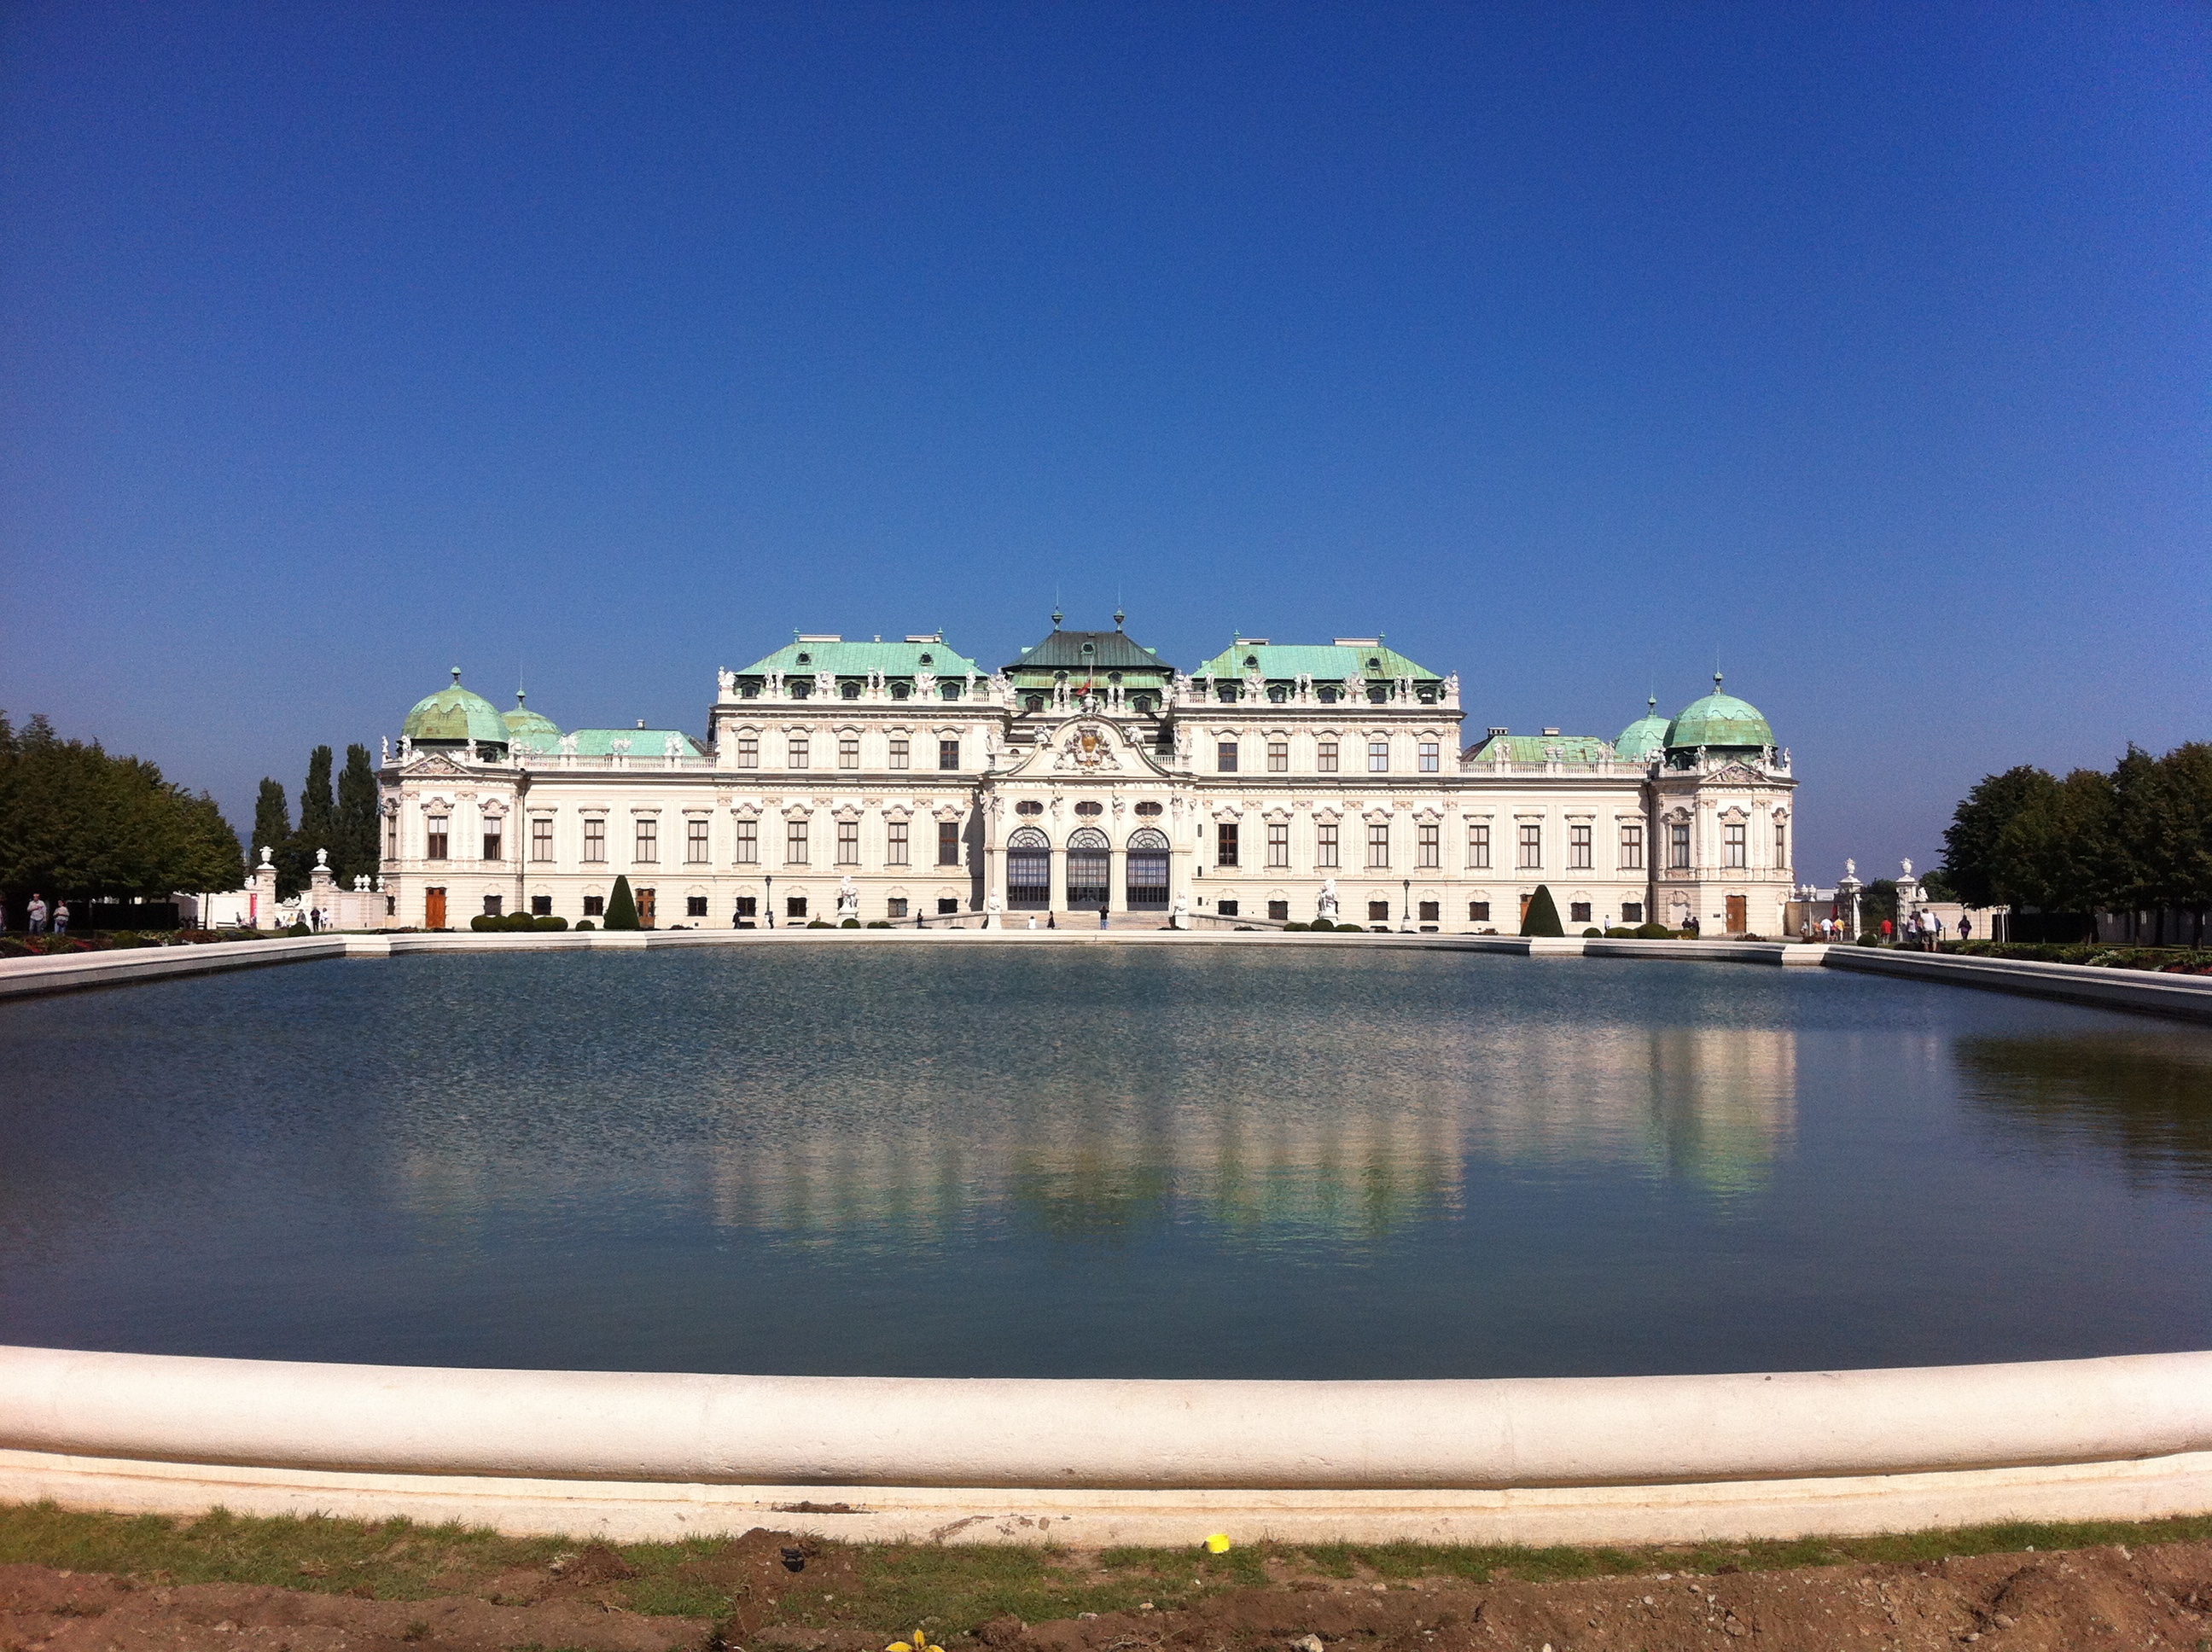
404,753,469,777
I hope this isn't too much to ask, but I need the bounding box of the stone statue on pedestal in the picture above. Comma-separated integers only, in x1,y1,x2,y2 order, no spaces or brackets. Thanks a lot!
1171,891,1190,930
837,875,859,921
983,892,1003,928
1317,878,1339,921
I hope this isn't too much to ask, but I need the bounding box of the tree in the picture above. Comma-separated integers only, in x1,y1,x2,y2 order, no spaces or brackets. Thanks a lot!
604,874,640,930
335,743,380,887
1993,767,2114,915
282,744,335,892
1520,884,1563,937
0,710,244,907
1941,765,2055,908
252,779,294,895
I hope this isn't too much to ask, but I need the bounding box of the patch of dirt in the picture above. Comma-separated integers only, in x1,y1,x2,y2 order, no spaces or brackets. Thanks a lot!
8,1537,2212,1652
0,1561,709,1652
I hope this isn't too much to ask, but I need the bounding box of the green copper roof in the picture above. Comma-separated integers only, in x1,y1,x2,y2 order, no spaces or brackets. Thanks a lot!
403,670,511,746
1464,732,1617,765
1664,675,1775,753
503,691,562,741
736,637,982,678
1615,698,1670,759
1194,641,1440,681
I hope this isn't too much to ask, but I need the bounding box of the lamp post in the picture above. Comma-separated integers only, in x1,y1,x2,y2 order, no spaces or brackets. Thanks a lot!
1401,876,1412,933
765,872,774,929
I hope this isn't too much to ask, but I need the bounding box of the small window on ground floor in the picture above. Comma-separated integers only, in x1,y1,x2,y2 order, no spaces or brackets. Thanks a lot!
1622,901,1644,924
1418,900,1439,922
734,895,757,919
888,897,908,919
1569,901,1592,923
483,895,502,916
1267,899,1289,921
686,895,708,917
531,895,551,916
1217,899,1240,917
1368,900,1389,922
788,895,808,918
937,897,959,915
582,895,604,916
1469,900,1490,922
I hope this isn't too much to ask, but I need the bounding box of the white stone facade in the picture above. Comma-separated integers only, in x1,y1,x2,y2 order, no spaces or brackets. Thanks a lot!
377,633,1797,934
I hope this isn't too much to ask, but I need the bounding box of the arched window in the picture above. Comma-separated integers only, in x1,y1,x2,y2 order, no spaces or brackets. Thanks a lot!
840,680,860,700
1131,693,1154,714
1007,827,1051,908
1068,827,1109,909
1317,684,1339,705
940,680,963,701
1267,683,1287,703
1126,827,1169,910
1025,694,1045,713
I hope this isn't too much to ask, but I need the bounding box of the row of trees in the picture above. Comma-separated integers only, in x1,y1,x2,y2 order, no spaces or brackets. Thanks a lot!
1941,742,2212,921
252,744,381,898
0,713,244,906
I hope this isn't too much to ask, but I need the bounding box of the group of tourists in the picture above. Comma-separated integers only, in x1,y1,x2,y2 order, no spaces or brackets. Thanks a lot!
1804,909,1974,947
4,894,69,934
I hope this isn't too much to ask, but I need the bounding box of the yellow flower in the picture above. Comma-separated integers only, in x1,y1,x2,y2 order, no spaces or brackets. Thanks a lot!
1204,1533,1232,1555
888,1631,944,1652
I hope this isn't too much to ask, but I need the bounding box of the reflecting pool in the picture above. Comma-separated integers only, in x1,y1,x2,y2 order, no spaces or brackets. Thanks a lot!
4,947,2211,1377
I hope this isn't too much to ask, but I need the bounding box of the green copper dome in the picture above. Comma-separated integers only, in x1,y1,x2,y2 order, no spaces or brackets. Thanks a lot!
503,690,561,741
1615,696,1669,760
1664,674,1774,754
403,668,511,747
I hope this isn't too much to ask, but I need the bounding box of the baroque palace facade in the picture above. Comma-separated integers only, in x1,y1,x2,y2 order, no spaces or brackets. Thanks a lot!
376,618,1796,934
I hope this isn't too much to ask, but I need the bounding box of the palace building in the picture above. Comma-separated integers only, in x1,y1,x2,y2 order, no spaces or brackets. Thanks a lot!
376,617,1796,934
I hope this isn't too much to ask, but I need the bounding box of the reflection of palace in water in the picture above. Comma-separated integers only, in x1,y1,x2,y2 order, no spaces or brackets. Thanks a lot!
392,1027,1797,1245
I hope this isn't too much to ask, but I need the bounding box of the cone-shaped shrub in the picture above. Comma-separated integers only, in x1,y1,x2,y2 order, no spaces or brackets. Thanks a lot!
603,875,641,931
1520,884,1564,937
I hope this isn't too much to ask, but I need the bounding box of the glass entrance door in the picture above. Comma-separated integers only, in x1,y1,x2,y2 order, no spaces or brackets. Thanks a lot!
1125,828,1168,909
1067,829,1109,909
1006,828,1050,908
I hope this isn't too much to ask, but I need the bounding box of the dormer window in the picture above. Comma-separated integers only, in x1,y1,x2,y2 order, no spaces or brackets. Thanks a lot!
1081,642,1095,655
891,682,911,700
1267,683,1287,703
841,680,860,699
795,652,812,666
1244,655,1259,668
1367,657,1381,670
918,652,934,665
1318,685,1339,704
1025,695,1045,713
1109,672,1122,684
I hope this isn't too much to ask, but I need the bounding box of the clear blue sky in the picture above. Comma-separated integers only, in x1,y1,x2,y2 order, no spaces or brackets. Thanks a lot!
4,3,2205,880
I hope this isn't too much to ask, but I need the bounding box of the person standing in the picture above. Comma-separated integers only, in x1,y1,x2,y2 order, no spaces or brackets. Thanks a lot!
50,900,69,936
1959,913,1973,943
27,894,49,934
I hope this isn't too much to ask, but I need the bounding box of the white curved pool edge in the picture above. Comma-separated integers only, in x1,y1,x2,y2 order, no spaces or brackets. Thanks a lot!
5,1347,2212,1543
5,928,2210,1022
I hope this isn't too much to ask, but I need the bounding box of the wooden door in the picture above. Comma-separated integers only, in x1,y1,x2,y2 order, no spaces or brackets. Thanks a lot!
1726,894,1748,934
424,887,446,929
637,887,656,928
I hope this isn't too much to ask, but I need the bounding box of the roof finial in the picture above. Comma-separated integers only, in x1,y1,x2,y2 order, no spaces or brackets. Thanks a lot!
1648,694,1657,712
1714,670,1725,691
1114,607,1125,629
450,665,462,684
1051,607,1062,626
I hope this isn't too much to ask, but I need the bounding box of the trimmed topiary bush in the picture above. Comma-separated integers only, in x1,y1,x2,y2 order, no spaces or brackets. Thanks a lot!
841,917,860,928
603,875,640,931
1581,928,1602,938
533,913,568,931
574,919,595,930
1635,921,1674,939
1283,921,1309,931
806,920,831,928
1520,885,1564,938
866,920,892,928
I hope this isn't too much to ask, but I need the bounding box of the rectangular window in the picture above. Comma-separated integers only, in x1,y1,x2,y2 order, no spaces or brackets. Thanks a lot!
634,818,657,863
1317,740,1339,773
1368,739,1389,773
937,897,959,915
531,817,553,862
426,817,449,861
734,818,758,864
582,894,604,916
482,894,502,916
787,820,808,864
1217,739,1238,772
1217,899,1240,918
1518,823,1542,869
686,818,709,863
1469,900,1491,922
1267,741,1288,772
1418,741,1439,773
1266,822,1289,867
1468,823,1491,868
481,829,502,863
686,895,708,918
839,735,859,770
1368,900,1390,922
1620,823,1644,870
939,737,960,771
1622,902,1644,924
1216,823,1239,867
788,736,808,769
1417,900,1440,923
734,895,757,920
938,820,960,865
1267,899,1289,921
1569,823,1592,870
384,813,399,860
583,817,605,862
1367,822,1390,867
888,820,909,865
1569,901,1592,924
1776,819,1788,867
838,820,860,864
788,896,808,919
1725,822,1747,868
1417,823,1440,867
531,895,552,916
887,897,908,919
1670,823,1691,869
889,736,910,770
736,735,759,768
1316,823,1339,867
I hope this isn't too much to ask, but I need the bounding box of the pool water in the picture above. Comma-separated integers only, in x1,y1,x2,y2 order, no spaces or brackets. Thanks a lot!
3,945,2209,1378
